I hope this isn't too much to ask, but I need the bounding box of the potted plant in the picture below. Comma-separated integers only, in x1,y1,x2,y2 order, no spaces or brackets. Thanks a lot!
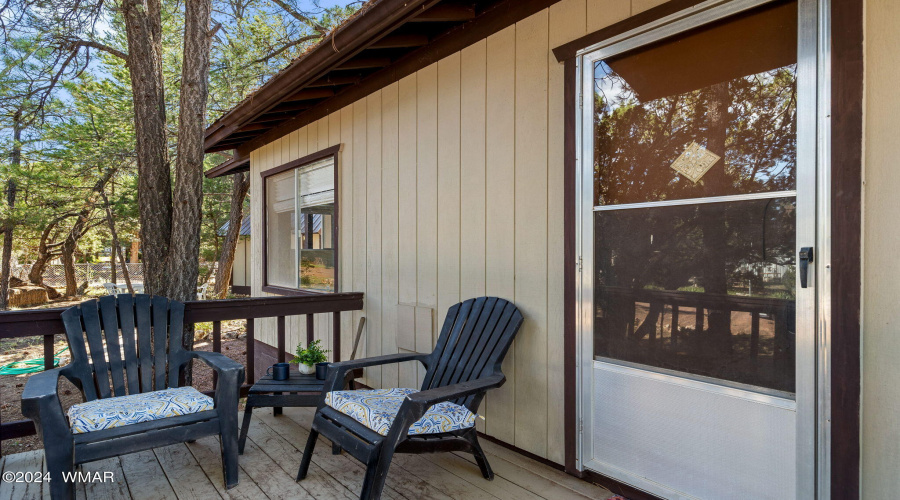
293,339,329,376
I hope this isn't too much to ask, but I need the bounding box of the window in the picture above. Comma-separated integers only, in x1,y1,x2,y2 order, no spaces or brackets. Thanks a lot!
261,145,340,294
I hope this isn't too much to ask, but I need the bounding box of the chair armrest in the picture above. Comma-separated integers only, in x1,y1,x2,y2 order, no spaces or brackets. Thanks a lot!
21,368,70,441
191,351,245,377
191,351,245,409
405,374,506,408
324,352,429,393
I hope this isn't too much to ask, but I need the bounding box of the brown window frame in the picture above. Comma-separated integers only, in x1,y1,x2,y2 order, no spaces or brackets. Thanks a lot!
260,144,341,296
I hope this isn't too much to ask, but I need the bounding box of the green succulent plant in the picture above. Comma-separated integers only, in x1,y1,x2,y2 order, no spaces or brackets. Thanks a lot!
293,339,329,366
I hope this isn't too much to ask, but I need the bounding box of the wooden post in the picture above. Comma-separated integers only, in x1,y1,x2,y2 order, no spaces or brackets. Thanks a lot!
44,334,54,371
277,316,286,363
212,321,221,389
306,314,314,345
246,319,255,384
333,312,341,362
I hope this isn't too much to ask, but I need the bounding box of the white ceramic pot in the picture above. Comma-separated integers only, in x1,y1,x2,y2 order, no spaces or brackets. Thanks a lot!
298,363,316,375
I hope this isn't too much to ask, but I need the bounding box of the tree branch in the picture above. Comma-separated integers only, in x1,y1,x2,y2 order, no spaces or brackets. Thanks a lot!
69,39,129,61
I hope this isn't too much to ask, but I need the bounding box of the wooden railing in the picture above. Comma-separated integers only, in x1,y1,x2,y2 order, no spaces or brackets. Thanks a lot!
0,292,364,448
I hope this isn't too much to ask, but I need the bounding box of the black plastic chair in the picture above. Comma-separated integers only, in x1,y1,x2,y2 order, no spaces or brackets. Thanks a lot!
297,296,524,500
22,294,245,499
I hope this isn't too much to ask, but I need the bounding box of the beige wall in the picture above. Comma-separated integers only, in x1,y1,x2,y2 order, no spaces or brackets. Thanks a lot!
232,238,250,287
247,0,664,462
862,0,900,496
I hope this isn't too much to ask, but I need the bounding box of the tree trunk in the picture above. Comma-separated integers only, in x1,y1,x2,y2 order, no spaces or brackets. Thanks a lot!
122,0,171,297
61,239,78,297
130,236,140,263
165,0,213,303
700,82,733,351
1,116,21,310
214,172,249,299
28,223,64,286
101,191,134,293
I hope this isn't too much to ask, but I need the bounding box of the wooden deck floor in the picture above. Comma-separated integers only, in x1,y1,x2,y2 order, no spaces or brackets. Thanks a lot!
0,407,614,500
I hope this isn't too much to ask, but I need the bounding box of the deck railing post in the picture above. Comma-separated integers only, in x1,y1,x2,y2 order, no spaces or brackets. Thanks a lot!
43,334,54,371
306,314,314,345
247,319,255,384
277,316,286,363
212,321,222,389
333,312,341,362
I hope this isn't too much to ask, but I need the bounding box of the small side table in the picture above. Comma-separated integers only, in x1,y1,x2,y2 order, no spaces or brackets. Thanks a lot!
238,371,327,454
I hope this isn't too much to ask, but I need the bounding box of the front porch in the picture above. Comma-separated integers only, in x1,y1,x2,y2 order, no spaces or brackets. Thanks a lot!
0,406,614,500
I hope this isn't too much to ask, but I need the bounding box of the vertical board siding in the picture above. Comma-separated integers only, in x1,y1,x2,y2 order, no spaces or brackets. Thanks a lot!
381,83,401,389
460,40,489,433
246,2,610,462
340,105,355,362
588,0,630,33
483,24,518,445
366,92,384,388
352,101,369,382
397,74,419,390
547,0,587,465
437,53,462,346
514,9,550,458
416,63,439,386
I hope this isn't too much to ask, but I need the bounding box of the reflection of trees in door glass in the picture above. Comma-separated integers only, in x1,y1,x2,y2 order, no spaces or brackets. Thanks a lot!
590,1,800,394
593,199,796,393
593,62,797,206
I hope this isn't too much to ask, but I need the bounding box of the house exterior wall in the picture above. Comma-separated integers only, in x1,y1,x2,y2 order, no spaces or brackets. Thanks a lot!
232,238,250,288
861,0,900,496
246,0,665,463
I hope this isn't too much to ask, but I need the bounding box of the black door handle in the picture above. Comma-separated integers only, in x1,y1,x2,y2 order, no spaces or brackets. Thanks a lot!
799,247,814,288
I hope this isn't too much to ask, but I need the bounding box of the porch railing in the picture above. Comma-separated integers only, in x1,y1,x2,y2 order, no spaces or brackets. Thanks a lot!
0,292,364,450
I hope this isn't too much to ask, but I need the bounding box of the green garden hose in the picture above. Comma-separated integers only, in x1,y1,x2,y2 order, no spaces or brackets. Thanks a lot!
0,347,68,375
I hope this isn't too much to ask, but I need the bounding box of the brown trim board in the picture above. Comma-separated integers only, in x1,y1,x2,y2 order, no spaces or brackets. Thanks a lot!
829,0,863,496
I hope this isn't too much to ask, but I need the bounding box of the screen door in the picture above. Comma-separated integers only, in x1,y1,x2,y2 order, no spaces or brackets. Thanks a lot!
577,0,819,497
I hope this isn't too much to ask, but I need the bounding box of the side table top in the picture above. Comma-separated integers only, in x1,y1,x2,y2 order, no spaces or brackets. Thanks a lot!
249,371,328,394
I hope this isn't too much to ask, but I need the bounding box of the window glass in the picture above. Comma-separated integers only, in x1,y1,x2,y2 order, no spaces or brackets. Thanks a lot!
265,156,336,292
593,0,798,207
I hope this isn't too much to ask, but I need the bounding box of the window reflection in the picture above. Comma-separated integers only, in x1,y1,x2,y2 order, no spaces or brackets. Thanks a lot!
593,1,798,206
593,199,796,393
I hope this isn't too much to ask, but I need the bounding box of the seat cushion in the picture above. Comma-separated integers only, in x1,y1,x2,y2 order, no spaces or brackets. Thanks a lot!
67,386,214,434
324,388,476,436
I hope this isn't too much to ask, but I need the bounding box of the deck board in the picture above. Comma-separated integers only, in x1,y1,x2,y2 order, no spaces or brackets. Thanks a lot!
1,412,614,499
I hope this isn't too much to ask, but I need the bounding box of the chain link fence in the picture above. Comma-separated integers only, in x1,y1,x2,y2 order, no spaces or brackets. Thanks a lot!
15,263,145,288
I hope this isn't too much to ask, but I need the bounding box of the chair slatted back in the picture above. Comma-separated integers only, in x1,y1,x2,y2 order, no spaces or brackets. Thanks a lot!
421,297,524,409
61,294,186,401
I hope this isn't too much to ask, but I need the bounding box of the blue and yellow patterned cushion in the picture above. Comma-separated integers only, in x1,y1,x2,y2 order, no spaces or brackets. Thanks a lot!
67,386,214,434
325,388,476,436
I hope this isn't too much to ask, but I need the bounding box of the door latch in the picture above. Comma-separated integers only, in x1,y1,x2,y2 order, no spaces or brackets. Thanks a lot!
799,247,814,288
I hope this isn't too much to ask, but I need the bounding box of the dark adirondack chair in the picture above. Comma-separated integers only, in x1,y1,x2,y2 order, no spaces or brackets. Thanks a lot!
22,294,245,499
297,296,524,500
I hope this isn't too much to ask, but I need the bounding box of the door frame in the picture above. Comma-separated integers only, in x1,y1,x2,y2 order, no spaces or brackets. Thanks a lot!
556,0,862,497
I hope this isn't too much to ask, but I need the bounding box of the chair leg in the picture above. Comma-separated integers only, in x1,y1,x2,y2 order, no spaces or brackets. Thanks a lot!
220,416,241,489
46,442,76,500
296,429,319,481
238,404,254,455
360,444,396,500
465,432,494,480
